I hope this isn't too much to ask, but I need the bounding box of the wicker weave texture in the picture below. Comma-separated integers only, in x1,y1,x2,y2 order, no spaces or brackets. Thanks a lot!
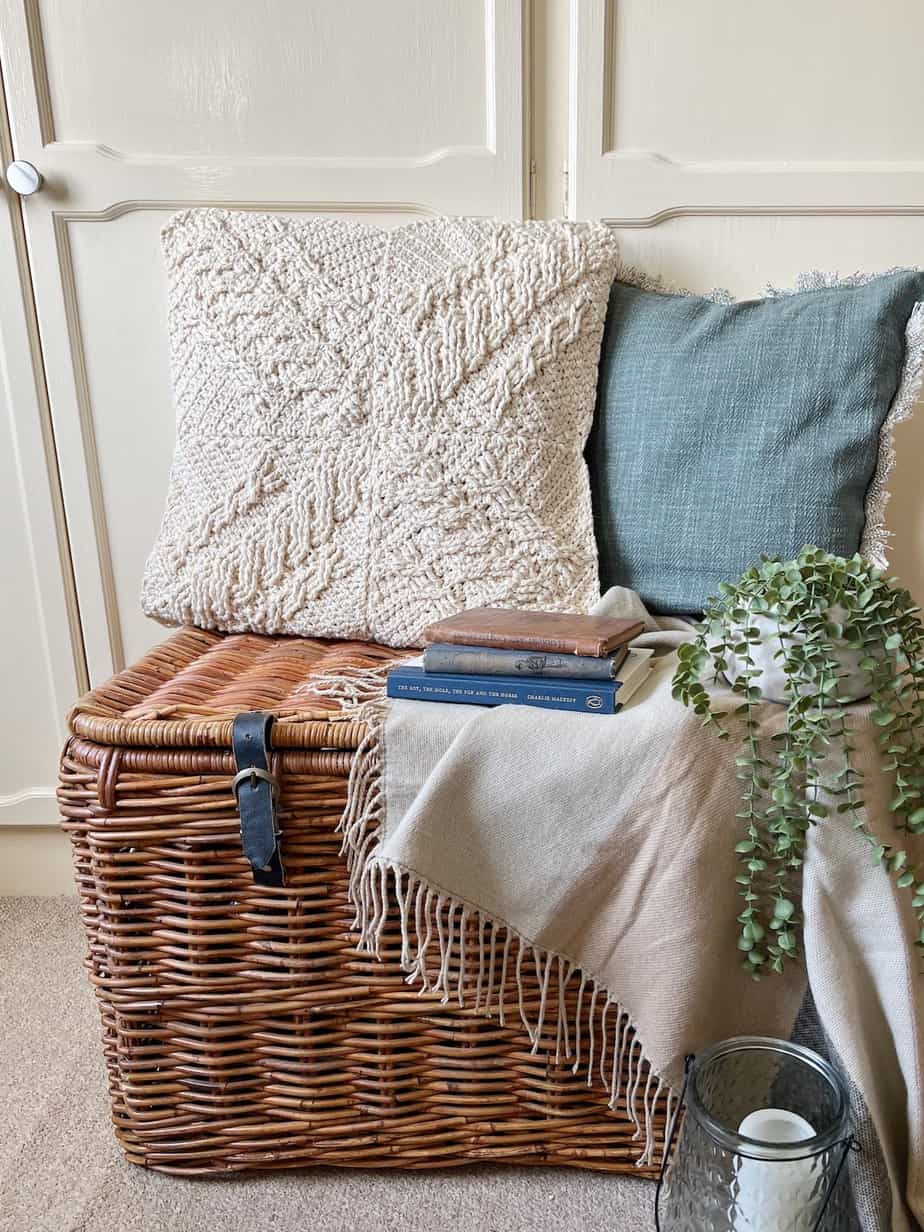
59,628,667,1175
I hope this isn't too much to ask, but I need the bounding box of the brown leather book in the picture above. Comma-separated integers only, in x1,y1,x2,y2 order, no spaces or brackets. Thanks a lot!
422,607,645,658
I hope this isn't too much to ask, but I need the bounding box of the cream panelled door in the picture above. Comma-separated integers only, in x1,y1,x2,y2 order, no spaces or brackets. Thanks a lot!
0,0,526,684
568,0,924,225
566,0,924,603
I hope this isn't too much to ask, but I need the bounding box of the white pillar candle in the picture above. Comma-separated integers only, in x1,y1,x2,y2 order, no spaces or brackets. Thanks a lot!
732,1108,817,1232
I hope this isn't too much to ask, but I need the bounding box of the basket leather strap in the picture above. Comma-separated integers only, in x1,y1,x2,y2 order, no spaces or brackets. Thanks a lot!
232,711,285,887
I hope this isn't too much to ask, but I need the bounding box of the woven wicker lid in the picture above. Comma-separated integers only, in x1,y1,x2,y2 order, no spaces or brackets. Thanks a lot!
68,626,401,751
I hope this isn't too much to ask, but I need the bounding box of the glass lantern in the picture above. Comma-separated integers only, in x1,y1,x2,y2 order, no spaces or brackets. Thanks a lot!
655,1036,854,1232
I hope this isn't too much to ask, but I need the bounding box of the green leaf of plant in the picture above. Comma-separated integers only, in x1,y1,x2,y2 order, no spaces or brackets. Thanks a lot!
704,549,924,978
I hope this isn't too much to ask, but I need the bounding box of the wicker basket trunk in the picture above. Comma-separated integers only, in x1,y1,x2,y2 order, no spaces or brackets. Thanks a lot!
58,627,666,1176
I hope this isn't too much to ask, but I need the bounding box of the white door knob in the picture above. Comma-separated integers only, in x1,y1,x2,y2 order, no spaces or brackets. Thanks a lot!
5,160,43,196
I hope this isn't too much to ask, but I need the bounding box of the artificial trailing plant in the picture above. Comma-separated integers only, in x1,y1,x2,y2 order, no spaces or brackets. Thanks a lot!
672,546,924,977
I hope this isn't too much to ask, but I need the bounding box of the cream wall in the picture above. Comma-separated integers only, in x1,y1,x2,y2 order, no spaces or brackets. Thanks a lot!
2,0,922,892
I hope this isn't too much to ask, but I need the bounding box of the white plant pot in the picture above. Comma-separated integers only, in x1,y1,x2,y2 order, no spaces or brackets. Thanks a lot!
723,605,872,705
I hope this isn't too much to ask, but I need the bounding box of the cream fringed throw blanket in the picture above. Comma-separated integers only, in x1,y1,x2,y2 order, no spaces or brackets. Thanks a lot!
324,589,924,1232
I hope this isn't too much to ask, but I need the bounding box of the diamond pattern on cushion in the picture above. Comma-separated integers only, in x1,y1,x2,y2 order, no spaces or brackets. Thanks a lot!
144,211,618,646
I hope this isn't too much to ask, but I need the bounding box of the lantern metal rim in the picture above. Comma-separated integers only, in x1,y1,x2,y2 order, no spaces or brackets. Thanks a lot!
686,1034,849,1160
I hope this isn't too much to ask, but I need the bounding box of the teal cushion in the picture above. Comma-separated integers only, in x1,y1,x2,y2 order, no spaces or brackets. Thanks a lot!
587,272,924,615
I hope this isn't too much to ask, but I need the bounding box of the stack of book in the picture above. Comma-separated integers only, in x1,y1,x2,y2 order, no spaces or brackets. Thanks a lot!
386,607,653,715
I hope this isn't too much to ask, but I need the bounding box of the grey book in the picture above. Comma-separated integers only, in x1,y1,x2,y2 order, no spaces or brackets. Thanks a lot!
423,642,630,680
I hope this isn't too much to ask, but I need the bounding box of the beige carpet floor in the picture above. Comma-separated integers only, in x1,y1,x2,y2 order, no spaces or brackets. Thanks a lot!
0,897,654,1232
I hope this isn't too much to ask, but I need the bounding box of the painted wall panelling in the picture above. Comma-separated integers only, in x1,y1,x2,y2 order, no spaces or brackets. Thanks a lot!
568,0,924,223
0,0,527,689
4,0,924,888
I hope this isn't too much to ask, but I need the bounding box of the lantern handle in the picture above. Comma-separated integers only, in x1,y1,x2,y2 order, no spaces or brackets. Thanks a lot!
810,1133,859,1232
654,1053,694,1232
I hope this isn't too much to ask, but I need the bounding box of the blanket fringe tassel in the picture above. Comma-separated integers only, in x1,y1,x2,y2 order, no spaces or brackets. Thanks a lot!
321,677,672,1169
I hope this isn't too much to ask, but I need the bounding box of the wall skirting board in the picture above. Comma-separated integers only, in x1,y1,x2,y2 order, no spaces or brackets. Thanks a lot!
0,828,74,895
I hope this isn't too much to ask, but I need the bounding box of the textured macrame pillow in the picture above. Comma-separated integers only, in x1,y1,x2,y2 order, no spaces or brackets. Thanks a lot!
143,211,619,646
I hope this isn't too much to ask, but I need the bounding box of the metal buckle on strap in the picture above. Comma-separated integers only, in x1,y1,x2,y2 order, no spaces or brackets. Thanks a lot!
231,765,280,804
232,710,285,886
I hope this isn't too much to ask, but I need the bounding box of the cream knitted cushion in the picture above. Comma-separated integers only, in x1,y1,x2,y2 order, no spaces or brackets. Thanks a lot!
142,210,619,647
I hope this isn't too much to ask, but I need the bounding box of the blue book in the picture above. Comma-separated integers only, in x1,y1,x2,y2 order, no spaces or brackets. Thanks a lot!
423,642,628,680
386,664,623,714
